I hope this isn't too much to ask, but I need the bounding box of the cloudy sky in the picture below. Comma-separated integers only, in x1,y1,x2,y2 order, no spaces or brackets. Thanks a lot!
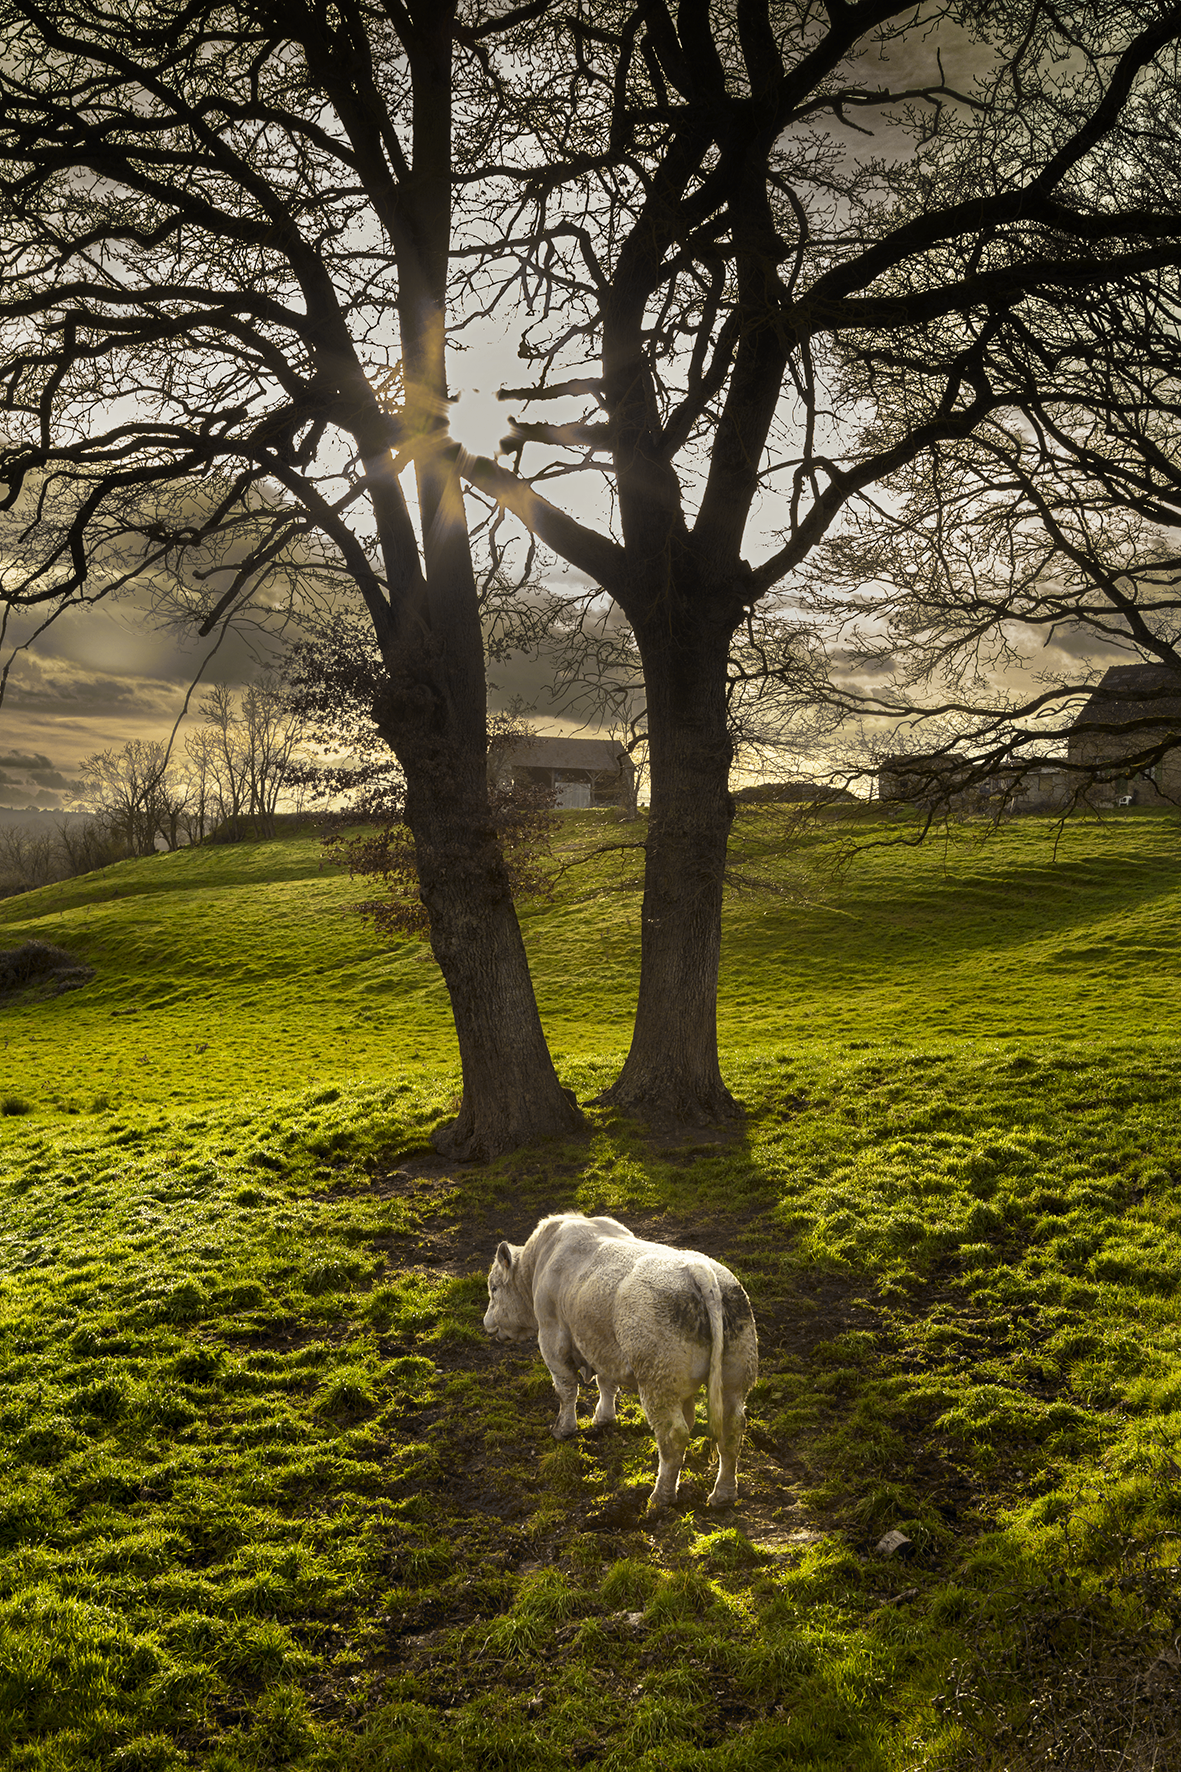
0,586,288,811
0,304,647,816
0,16,1127,814
0,483,618,815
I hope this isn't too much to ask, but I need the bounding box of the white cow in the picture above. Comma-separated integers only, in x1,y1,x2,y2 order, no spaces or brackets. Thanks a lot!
483,1213,758,1511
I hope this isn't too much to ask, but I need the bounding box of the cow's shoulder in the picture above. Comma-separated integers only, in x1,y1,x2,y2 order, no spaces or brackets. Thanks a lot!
527,1212,635,1259
582,1215,636,1242
526,1213,639,1290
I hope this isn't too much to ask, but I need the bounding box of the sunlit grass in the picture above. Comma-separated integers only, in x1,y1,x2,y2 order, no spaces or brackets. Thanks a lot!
0,806,1179,1766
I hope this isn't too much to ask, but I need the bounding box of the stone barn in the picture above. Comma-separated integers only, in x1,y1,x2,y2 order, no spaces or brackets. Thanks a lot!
1067,663,1181,806
496,736,637,813
877,753,1074,814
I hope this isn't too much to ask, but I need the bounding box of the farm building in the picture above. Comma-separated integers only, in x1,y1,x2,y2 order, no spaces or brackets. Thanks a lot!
878,663,1181,814
1066,663,1181,806
877,753,974,807
877,754,1074,814
495,736,637,812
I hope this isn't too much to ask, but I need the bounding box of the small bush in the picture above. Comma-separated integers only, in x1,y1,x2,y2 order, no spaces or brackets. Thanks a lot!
0,939,94,998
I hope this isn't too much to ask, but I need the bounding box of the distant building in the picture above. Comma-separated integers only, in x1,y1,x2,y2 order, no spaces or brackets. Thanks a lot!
877,665,1181,815
1066,663,1181,806
495,736,637,812
877,753,1074,814
877,753,974,807
1006,768,1074,813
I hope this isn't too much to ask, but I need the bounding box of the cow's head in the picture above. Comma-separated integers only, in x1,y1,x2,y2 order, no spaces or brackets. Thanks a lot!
483,1240,536,1341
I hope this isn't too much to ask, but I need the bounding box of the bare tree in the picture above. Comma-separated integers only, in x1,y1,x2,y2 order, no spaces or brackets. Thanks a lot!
79,740,182,856
7,0,1181,1142
446,0,1181,1117
0,824,59,894
198,686,250,843
0,0,582,1158
803,272,1181,794
0,815,130,896
193,677,300,840
53,813,128,877
239,676,302,838
181,727,217,847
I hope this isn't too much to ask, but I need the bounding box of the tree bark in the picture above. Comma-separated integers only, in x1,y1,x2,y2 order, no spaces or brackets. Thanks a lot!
597,596,741,1123
376,678,584,1162
350,8,582,1163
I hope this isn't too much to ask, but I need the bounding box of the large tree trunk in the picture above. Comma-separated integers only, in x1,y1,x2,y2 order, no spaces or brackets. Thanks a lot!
357,9,583,1162
377,681,584,1162
597,605,740,1122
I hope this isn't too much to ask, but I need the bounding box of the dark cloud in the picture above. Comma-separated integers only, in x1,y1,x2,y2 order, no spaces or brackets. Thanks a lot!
1038,624,1134,664
0,744,80,811
831,651,897,680
0,750,55,771
13,668,165,709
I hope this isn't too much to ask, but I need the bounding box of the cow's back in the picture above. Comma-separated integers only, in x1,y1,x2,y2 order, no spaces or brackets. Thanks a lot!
532,1225,754,1394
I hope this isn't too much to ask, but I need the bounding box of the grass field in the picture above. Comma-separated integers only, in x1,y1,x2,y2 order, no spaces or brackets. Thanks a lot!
1,805,1180,1770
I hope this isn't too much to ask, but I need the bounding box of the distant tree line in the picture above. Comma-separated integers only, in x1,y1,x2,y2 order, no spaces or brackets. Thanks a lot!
0,817,129,899
0,679,302,898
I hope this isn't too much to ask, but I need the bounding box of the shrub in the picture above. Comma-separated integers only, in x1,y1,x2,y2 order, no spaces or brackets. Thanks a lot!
0,940,94,998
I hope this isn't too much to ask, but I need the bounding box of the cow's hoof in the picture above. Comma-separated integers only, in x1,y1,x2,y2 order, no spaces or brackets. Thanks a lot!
550,1423,578,1441
587,1417,617,1436
706,1492,736,1510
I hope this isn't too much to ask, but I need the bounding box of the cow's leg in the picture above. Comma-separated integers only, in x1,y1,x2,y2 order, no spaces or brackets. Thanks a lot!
591,1375,620,1429
640,1388,691,1511
707,1394,746,1508
537,1328,581,1439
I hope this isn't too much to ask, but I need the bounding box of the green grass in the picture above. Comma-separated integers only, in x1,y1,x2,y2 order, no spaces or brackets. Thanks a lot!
0,806,1180,1768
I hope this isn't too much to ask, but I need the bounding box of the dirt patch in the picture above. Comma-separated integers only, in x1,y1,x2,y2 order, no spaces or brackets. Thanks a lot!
366,1161,875,1372
344,1160,1057,1577
354,1161,870,1540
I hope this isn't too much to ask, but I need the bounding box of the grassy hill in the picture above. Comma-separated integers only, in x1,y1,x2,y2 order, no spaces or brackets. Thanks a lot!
1,807,1180,1770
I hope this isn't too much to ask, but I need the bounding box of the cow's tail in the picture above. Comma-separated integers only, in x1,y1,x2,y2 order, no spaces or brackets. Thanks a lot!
698,1265,726,1442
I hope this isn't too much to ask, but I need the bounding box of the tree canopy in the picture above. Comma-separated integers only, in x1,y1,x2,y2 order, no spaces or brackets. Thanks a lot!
4,0,1181,1143
444,0,1181,1112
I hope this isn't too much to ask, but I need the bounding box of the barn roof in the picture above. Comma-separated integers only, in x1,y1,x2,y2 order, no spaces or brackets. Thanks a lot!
504,737,631,772
1073,663,1181,733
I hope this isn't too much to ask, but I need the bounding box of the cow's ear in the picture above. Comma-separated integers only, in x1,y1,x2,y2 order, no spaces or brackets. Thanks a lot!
496,1241,514,1270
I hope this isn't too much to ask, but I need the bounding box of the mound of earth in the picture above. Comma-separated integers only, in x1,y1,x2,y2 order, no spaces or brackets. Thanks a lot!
0,940,95,1005
733,779,857,805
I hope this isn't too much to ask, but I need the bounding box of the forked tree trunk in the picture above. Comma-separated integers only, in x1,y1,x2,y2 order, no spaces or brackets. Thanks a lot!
377,685,584,1162
597,608,740,1122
